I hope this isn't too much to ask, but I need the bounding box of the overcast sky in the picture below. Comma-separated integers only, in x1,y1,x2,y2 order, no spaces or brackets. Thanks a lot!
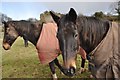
1,2,117,20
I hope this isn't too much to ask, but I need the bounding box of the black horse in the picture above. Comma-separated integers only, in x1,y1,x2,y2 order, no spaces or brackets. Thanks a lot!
2,20,70,79
50,8,119,78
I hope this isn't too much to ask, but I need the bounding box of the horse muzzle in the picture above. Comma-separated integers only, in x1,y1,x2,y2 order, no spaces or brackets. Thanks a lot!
62,66,76,77
3,43,11,50
63,57,77,77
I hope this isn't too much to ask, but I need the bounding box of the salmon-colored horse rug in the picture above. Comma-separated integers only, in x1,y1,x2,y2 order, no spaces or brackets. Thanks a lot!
36,22,86,64
36,23,60,64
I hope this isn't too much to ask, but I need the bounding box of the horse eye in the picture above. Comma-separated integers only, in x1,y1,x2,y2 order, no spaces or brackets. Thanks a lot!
8,39,11,42
74,33,78,38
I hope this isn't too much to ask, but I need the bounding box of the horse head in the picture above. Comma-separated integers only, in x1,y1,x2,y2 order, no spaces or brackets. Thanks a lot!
50,8,79,76
2,21,19,50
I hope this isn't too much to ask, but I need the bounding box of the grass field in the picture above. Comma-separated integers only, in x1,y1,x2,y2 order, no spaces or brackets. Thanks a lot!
1,36,91,78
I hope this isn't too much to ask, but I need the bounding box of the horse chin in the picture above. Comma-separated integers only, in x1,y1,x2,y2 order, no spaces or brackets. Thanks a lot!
3,43,11,50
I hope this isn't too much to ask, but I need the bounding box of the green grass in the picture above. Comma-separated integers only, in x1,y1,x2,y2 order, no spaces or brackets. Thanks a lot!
2,37,91,78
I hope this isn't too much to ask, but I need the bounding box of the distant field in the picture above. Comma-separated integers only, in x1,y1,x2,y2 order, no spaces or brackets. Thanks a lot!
2,37,91,78
0,26,3,32
0,32,3,79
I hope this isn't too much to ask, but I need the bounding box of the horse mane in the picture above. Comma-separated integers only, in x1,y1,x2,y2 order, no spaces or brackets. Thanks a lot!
77,15,110,53
7,20,43,45
8,20,42,36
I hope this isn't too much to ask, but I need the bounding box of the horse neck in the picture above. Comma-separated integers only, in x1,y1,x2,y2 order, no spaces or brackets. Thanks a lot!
14,21,42,46
77,16,110,53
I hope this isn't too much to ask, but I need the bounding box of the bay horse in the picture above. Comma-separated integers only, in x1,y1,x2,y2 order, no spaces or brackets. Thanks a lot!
2,20,70,79
50,8,120,78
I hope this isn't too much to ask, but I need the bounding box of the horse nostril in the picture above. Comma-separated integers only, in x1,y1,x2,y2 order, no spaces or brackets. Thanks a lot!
69,67,76,75
65,67,76,77
62,67,75,77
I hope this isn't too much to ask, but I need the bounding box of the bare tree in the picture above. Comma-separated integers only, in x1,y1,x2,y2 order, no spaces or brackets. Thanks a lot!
115,1,120,15
108,2,118,14
108,1,120,21
115,1,120,20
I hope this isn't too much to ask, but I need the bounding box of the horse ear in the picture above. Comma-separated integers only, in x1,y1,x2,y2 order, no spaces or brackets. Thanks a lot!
2,21,6,25
68,8,77,22
50,11,60,24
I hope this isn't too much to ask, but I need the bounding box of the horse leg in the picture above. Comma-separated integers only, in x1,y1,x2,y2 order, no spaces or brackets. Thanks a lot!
54,58,66,75
23,37,28,47
25,39,28,47
78,47,87,74
49,61,57,79
79,57,86,74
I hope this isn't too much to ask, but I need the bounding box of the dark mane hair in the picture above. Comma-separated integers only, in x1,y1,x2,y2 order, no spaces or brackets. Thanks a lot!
6,20,43,45
77,16,110,53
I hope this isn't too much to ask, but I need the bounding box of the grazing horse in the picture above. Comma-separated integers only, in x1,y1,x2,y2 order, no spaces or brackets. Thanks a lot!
50,8,120,78
2,20,70,79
